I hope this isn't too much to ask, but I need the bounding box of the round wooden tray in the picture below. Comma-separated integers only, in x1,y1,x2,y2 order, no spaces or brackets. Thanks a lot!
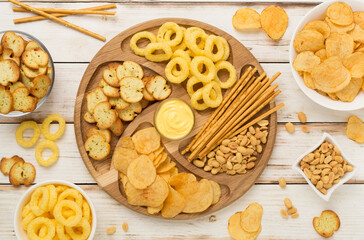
74,18,277,220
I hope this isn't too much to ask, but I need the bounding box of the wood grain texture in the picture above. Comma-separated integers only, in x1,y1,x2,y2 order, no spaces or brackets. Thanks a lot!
73,18,278,219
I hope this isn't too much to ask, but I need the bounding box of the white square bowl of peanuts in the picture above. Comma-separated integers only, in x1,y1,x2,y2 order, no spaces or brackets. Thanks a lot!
292,133,357,201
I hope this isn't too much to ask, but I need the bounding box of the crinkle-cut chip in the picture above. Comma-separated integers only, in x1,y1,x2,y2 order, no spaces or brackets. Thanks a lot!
125,175,169,207
311,56,351,93
240,202,263,233
209,180,221,205
303,72,316,89
343,52,364,78
120,137,135,149
113,147,138,175
228,212,262,240
325,17,355,34
169,173,197,189
293,30,325,53
348,24,364,43
293,51,321,72
127,155,156,189
336,77,363,102
260,6,288,40
132,127,161,154
232,8,261,30
326,2,353,26
147,204,163,215
159,171,171,183
161,186,185,218
180,179,213,213
326,33,354,59
315,49,327,62
346,115,364,143
354,11,364,29
302,20,331,38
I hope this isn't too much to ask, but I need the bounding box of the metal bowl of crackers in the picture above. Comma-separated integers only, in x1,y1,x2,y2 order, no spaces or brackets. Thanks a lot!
292,133,358,201
289,0,364,111
14,180,96,240
0,30,55,117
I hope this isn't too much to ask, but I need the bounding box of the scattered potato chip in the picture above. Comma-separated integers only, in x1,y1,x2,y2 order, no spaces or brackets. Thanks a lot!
127,155,156,189
346,115,364,143
348,24,364,43
303,20,331,38
303,72,316,89
260,6,288,40
325,17,355,34
326,2,353,26
113,147,139,175
169,173,197,188
294,30,325,53
311,56,351,93
343,52,364,78
147,204,163,215
161,186,185,218
240,202,263,233
180,179,213,213
209,180,222,205
132,127,161,154
315,49,327,62
354,11,364,29
228,212,262,240
232,8,261,30
336,77,363,102
120,137,135,149
293,51,321,72
326,33,354,59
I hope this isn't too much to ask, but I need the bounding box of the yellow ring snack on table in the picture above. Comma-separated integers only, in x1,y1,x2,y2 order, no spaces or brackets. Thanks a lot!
187,76,204,97
190,56,216,83
157,22,184,47
65,218,91,240
144,42,173,62
165,57,190,83
27,217,56,240
214,61,237,89
155,99,194,140
202,82,222,108
172,49,191,64
171,27,187,51
15,121,41,148
204,35,225,62
217,36,230,61
190,88,208,111
41,114,66,141
54,200,83,227
130,31,157,56
35,140,60,167
30,187,50,216
185,27,207,56
58,189,84,208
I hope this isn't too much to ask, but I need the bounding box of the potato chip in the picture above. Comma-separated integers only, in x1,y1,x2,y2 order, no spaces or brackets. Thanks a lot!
232,8,261,30
120,172,128,188
161,186,185,218
328,92,339,101
294,30,325,53
326,33,354,59
336,77,363,102
209,180,221,205
348,24,364,43
169,167,179,177
180,179,213,214
113,147,138,175
157,160,176,174
132,127,161,154
303,72,316,89
147,204,163,215
325,17,355,34
260,6,288,40
127,155,156,189
169,173,196,188
240,202,263,233
354,11,364,29
303,20,331,38
125,175,169,207
228,212,262,240
356,43,364,53
154,152,168,168
315,49,327,62
120,137,134,149
346,115,364,143
343,52,364,78
326,2,353,26
311,56,351,93
293,51,321,72
159,171,171,182
153,146,165,158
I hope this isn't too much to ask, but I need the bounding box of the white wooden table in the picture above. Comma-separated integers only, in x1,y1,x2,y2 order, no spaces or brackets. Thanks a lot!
0,1,363,239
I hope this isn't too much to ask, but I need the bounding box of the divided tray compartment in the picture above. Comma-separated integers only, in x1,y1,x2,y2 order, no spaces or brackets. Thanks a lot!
74,18,277,219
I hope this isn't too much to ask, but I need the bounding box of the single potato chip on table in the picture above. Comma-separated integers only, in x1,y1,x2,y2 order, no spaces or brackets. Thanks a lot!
346,115,364,143
240,202,263,233
260,5,288,40
228,212,262,240
232,8,261,30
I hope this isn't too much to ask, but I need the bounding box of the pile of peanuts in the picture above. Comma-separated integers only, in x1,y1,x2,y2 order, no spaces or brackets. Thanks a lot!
280,198,299,219
300,141,354,195
192,120,269,175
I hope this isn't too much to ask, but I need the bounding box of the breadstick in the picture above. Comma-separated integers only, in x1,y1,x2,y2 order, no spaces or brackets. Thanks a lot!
17,9,115,15
12,3,116,12
9,0,106,41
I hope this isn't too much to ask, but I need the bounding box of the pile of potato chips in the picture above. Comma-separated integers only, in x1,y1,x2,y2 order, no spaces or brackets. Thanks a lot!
228,202,263,240
113,127,221,218
293,2,364,102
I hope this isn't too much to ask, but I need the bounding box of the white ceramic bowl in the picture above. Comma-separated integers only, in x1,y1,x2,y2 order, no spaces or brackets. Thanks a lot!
14,180,96,240
289,0,364,111
292,133,358,201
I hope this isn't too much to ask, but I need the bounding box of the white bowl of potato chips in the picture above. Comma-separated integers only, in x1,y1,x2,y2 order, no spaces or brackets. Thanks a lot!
289,0,364,111
14,180,96,240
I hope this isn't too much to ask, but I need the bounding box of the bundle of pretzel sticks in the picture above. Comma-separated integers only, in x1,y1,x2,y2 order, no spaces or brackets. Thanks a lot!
8,0,117,41
182,66,285,161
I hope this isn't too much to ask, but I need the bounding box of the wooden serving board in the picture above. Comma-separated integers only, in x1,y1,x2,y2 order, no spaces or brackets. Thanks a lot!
74,18,277,220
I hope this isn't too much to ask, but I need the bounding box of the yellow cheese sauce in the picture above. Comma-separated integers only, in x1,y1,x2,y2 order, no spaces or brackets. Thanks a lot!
155,99,194,140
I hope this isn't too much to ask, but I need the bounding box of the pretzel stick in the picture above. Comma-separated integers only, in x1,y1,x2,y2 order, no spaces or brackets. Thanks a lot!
12,4,117,12
9,0,106,41
16,9,115,15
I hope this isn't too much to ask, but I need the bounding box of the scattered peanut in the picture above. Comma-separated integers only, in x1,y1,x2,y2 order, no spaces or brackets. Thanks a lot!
298,112,307,123
287,207,297,215
106,227,116,235
282,198,299,219
122,222,128,232
280,209,289,218
279,177,286,189
284,198,292,209
285,122,295,133
301,125,310,133
291,212,299,219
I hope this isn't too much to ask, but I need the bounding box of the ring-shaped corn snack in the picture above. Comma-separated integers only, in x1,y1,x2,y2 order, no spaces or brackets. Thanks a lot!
157,22,184,47
82,201,91,223
22,212,36,230
15,121,40,148
22,203,32,218
27,217,55,240
172,27,187,51
203,81,223,108
214,61,237,89
190,56,216,83
172,50,191,64
30,187,50,216
185,28,208,56
54,200,82,227
165,57,189,83
35,140,59,167
204,35,225,62
217,36,230,61
144,43,172,62
46,184,58,212
190,88,208,111
130,31,157,56
41,114,66,141
58,189,84,208
187,76,204,97
56,222,72,240
65,218,91,240
55,185,69,194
